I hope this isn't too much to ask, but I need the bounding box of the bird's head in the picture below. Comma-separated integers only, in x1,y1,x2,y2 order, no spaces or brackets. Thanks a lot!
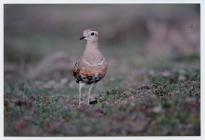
80,29,98,42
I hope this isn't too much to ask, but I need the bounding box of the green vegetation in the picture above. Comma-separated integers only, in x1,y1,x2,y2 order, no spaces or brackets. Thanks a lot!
4,59,200,136
4,4,200,136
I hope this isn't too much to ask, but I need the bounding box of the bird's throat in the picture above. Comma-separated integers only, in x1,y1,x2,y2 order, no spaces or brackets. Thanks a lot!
83,41,103,63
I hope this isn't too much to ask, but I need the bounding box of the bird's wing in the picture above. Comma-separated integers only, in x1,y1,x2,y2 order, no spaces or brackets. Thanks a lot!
73,58,81,79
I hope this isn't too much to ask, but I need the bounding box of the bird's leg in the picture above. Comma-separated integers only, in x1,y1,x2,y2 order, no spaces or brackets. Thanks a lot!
88,84,94,104
78,82,84,107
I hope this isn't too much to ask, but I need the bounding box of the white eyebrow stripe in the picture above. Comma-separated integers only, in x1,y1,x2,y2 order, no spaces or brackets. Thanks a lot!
83,57,105,67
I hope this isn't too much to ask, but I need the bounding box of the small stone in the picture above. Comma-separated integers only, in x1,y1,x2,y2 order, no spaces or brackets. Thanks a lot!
153,105,162,113
178,75,186,81
161,71,171,77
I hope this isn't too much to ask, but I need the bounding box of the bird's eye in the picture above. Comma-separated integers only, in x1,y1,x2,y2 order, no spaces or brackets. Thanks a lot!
91,32,95,36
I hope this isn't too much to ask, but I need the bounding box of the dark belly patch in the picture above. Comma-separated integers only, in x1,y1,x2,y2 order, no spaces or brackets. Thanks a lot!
76,74,104,84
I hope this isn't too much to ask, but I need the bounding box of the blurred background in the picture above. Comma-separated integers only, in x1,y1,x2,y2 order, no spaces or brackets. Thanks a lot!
4,4,200,81
4,4,200,136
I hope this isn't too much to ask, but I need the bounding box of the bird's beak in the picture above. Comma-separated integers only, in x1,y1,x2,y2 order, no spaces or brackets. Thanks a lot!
80,36,85,40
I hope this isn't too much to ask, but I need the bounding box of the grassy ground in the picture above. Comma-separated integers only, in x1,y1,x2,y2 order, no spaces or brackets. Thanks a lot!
4,41,200,136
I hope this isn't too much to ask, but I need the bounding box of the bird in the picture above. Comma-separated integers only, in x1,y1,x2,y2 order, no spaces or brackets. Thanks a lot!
73,29,108,107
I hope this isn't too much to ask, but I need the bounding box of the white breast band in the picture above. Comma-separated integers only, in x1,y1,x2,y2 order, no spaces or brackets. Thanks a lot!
83,57,105,67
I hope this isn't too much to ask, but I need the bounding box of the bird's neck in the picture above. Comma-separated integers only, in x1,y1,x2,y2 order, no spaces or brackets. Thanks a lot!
83,41,103,63
86,40,98,49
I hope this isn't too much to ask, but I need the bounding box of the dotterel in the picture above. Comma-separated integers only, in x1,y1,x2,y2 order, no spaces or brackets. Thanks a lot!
73,29,108,107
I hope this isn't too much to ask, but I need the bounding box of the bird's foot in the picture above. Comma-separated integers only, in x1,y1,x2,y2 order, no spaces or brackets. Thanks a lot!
89,97,98,104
